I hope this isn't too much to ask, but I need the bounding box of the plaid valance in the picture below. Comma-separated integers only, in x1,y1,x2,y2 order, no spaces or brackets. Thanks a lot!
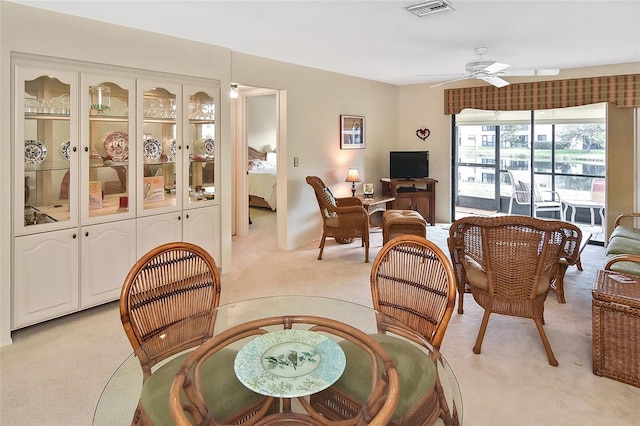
444,74,640,115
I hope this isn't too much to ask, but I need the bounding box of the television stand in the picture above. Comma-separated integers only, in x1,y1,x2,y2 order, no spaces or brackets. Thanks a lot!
380,178,437,225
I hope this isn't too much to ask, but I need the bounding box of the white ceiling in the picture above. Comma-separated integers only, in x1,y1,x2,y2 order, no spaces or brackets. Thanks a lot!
11,0,640,86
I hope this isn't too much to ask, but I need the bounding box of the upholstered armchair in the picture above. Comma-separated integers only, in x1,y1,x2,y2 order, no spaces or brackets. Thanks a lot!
306,176,370,262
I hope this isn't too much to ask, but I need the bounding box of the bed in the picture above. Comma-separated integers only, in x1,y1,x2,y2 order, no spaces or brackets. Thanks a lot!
248,147,277,211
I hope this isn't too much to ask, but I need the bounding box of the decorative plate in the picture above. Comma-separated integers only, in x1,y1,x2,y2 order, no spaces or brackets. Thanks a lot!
103,132,129,162
164,138,177,157
234,329,346,398
195,137,215,157
24,140,47,165
60,140,71,161
143,138,162,160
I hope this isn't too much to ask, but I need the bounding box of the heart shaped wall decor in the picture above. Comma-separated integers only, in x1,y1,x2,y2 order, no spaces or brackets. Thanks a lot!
416,127,430,141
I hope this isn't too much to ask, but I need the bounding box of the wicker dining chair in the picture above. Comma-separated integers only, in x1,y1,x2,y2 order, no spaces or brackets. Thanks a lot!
447,215,581,366
306,176,370,262
311,235,459,426
120,242,272,425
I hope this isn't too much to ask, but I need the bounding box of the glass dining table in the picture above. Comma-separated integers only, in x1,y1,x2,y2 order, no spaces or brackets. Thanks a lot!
94,296,462,425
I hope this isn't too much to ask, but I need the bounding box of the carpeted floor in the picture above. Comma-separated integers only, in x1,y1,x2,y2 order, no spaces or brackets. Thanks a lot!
0,207,638,425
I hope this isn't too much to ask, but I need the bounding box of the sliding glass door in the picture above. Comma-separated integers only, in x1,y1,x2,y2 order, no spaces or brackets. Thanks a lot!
453,103,606,223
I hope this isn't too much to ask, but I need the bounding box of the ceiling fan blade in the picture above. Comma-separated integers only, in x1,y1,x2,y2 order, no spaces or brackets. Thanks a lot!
430,75,472,88
479,75,510,88
504,68,560,76
484,62,510,74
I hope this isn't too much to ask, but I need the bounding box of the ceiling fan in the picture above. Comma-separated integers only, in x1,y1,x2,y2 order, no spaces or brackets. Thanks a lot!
428,47,559,88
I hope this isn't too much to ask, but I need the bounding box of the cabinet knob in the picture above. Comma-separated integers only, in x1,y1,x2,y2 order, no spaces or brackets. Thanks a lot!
178,215,181,221
186,214,190,219
85,232,89,237
72,233,77,239
84,146,89,152
73,146,77,152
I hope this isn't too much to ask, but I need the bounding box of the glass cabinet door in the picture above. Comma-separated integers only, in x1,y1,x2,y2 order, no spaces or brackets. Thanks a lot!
81,76,135,222
184,86,217,207
16,68,78,235
137,82,181,215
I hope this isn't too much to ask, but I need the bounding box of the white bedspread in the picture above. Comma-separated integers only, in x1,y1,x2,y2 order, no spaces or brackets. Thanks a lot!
248,169,277,210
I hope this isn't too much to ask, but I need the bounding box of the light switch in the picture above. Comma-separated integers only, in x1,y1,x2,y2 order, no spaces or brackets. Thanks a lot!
294,157,299,167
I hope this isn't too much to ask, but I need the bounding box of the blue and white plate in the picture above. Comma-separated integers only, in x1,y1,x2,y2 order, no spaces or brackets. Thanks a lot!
234,329,345,398
195,137,215,157
60,140,71,161
164,138,177,157
24,140,47,165
143,138,162,160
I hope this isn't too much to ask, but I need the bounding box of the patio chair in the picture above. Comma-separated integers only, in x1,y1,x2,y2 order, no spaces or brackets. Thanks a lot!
310,235,459,425
507,170,563,218
306,175,370,262
120,242,274,425
448,215,581,366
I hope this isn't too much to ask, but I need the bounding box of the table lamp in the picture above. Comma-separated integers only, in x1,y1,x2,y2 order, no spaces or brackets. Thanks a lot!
345,168,361,197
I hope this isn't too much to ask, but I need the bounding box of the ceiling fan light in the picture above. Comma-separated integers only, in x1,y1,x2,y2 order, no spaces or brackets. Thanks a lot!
404,0,455,17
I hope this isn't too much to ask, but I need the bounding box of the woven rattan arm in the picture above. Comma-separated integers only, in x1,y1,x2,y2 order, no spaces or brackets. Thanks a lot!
336,197,364,207
613,212,640,228
605,254,640,270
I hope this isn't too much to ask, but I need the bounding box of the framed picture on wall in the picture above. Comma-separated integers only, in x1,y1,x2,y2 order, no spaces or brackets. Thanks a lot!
340,115,365,149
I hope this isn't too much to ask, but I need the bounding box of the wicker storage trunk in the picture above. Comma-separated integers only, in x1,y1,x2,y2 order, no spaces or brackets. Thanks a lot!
592,270,640,387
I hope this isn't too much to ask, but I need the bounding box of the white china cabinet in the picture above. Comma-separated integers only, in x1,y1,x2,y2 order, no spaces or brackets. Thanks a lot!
12,54,220,329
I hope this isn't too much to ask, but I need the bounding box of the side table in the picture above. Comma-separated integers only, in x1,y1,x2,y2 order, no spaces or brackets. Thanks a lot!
358,195,395,228
592,269,640,387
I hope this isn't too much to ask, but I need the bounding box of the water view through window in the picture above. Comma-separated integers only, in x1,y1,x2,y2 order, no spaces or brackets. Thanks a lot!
454,103,606,223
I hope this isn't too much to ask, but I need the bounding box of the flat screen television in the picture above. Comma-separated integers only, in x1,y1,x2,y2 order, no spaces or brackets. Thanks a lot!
389,151,429,180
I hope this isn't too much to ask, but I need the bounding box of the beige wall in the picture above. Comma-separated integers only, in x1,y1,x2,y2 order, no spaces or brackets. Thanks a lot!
231,52,399,250
607,106,636,237
1,2,638,345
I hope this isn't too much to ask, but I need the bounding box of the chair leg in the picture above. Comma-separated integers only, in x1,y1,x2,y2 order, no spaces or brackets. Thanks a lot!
553,262,569,303
508,197,514,214
457,288,464,314
533,318,558,366
473,310,491,354
318,234,327,260
364,239,369,263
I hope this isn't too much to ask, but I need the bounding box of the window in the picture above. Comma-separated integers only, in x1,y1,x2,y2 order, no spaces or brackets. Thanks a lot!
482,134,495,146
454,103,606,217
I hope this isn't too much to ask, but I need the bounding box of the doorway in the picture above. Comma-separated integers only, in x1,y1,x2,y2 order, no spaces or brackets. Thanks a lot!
233,86,286,249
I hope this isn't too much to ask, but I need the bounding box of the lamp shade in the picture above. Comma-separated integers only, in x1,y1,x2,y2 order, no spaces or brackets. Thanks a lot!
345,168,361,183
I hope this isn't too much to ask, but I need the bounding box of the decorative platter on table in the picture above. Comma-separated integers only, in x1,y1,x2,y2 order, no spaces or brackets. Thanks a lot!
234,329,346,398
143,138,162,161
24,140,47,165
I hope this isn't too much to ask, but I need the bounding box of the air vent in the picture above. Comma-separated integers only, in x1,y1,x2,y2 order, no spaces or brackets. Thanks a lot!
404,0,455,17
